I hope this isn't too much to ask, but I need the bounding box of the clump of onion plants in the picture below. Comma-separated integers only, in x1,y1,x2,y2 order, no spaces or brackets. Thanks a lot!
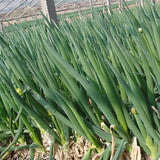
0,2,160,159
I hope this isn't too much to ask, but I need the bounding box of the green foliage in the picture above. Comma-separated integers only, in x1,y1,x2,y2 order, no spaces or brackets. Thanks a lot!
0,3,160,159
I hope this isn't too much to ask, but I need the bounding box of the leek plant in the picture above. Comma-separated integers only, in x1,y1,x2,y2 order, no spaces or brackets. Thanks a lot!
0,2,160,159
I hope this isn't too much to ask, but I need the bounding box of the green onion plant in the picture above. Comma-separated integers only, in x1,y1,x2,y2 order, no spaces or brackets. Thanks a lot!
0,2,160,159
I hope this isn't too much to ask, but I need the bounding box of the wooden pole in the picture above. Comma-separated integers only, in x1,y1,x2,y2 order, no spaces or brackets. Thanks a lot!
40,0,58,27
140,0,144,7
118,0,123,12
107,0,111,14
77,4,82,19
89,0,94,12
